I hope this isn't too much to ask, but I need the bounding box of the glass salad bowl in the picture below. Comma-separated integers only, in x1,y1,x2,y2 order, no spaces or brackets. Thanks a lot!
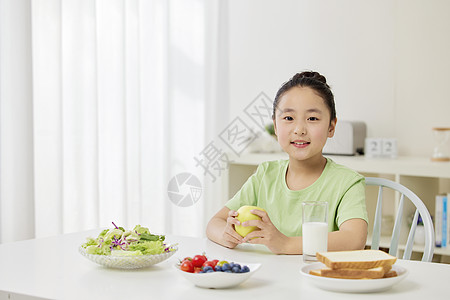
79,223,178,269
79,245,178,269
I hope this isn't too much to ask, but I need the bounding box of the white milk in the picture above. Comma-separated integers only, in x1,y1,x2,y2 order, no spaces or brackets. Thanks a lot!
302,222,328,255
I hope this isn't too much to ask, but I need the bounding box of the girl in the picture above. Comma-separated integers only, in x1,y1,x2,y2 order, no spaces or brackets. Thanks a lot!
206,71,368,254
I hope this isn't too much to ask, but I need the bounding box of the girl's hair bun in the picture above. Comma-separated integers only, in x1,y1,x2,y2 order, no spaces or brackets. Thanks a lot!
294,71,329,87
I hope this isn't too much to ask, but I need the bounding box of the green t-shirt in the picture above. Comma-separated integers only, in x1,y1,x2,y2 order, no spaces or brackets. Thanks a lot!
225,157,368,237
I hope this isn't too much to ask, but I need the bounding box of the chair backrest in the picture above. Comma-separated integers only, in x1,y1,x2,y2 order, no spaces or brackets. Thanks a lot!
365,177,435,262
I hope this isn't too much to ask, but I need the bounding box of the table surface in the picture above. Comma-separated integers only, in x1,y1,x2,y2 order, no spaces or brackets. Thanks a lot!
1,229,449,300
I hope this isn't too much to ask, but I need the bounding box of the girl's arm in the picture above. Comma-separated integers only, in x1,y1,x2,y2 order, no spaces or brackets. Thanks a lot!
206,206,244,248
327,218,368,250
242,209,367,254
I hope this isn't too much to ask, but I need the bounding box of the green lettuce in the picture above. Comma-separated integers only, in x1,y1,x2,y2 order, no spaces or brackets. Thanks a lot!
111,250,143,256
133,225,150,235
81,223,170,256
85,242,111,255
128,240,165,255
103,228,124,241
98,229,109,238
82,237,97,248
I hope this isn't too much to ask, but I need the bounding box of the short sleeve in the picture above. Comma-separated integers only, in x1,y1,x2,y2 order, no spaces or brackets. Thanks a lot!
225,163,267,211
335,177,368,227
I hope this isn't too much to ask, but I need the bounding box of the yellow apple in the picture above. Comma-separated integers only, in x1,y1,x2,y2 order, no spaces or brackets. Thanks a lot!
234,205,266,237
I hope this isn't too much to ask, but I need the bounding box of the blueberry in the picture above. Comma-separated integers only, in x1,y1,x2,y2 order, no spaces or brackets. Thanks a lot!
241,265,250,273
224,270,232,273
203,266,213,272
206,269,214,273
222,263,231,271
231,266,240,273
215,265,222,272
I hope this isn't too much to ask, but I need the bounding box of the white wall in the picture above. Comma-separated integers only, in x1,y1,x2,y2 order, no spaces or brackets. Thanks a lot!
227,0,450,157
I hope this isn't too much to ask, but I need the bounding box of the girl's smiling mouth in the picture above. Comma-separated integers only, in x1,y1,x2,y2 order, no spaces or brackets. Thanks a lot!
291,140,310,148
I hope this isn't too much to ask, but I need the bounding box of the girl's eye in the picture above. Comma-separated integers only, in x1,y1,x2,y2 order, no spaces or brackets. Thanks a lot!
308,117,319,121
283,116,293,121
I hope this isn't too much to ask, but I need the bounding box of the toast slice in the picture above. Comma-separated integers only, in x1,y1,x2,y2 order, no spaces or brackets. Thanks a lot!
383,269,398,278
309,269,322,277
309,266,386,279
316,249,397,270
316,250,397,270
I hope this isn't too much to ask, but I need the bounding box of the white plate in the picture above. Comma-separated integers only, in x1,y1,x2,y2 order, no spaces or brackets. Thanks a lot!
174,262,261,289
79,246,178,269
300,262,408,293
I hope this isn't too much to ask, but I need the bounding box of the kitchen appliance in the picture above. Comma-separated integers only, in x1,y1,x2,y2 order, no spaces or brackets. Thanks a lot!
323,121,366,156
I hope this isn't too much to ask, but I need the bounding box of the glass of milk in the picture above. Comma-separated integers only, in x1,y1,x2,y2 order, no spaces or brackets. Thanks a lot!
302,201,328,263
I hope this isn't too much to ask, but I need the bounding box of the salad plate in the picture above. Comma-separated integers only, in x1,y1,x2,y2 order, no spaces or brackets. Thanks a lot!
174,262,261,289
300,262,408,293
79,223,178,269
79,245,178,269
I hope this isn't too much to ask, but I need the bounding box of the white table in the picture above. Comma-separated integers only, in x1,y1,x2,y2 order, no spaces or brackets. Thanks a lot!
0,230,449,300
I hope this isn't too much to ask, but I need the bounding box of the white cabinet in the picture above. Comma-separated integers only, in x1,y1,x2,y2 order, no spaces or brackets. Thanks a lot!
223,152,450,262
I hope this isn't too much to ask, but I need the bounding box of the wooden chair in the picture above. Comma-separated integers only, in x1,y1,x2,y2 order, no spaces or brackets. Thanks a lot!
365,177,435,262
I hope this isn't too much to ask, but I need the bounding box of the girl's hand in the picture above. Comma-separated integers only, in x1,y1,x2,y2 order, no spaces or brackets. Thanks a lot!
240,209,290,254
221,210,244,248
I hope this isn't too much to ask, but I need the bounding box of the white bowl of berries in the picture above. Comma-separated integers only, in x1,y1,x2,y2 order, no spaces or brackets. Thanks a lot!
174,254,261,289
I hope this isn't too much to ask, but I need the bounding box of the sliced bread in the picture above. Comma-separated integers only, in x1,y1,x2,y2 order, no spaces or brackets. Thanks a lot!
383,269,398,278
309,266,386,279
316,250,397,270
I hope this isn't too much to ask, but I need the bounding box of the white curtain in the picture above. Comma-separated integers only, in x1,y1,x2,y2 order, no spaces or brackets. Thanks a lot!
0,0,228,243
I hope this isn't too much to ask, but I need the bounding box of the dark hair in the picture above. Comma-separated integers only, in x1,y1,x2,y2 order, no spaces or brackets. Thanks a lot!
272,71,336,123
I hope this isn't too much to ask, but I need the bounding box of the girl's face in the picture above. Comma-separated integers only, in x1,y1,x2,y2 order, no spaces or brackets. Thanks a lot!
273,86,336,163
